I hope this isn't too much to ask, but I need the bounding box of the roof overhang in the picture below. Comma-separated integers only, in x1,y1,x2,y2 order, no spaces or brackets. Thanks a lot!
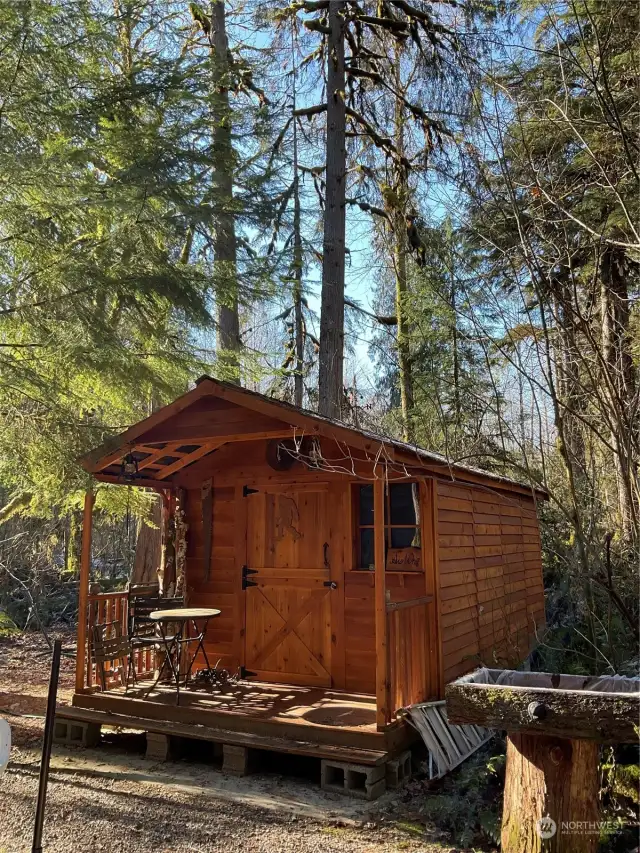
80,376,548,499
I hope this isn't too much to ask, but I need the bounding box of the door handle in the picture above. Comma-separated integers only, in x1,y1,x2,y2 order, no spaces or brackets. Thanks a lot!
323,542,329,568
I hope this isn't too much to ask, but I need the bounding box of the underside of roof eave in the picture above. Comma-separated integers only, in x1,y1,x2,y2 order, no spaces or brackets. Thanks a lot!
79,435,125,474
77,375,549,500
391,448,549,500
76,379,221,475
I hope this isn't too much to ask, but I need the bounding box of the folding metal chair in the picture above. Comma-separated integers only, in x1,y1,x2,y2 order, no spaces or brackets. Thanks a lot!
128,593,184,684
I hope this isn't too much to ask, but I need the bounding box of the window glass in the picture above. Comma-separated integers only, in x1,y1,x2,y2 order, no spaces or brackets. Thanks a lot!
390,527,420,548
360,528,374,568
354,482,423,570
359,484,374,526
389,482,418,525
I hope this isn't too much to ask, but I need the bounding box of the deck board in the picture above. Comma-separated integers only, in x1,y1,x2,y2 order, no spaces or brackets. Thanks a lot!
72,681,413,755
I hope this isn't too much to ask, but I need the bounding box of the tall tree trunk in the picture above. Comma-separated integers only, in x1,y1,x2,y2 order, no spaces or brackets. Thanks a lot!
392,54,413,441
553,288,588,494
394,222,413,440
318,0,346,419
130,496,162,586
543,293,591,577
210,0,240,383
448,226,461,424
114,0,133,77
66,508,83,576
600,247,638,541
292,30,304,409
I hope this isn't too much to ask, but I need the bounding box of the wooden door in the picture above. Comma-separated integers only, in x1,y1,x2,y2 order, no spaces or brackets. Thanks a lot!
244,483,332,686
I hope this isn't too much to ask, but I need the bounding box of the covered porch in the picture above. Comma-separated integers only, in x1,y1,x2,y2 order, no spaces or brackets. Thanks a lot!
70,377,440,767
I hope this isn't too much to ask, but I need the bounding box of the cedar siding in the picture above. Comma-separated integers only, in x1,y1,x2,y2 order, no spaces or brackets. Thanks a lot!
79,376,546,713
437,481,545,684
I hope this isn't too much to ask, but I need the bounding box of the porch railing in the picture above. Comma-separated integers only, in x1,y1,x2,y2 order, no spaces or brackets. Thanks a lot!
85,591,155,689
387,596,433,720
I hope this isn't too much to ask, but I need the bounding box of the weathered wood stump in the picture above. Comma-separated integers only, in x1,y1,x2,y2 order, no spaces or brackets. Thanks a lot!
502,733,599,852
446,668,640,853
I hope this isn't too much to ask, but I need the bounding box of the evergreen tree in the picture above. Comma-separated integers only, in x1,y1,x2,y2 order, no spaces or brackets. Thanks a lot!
0,1,213,511
458,0,639,658
279,0,459,418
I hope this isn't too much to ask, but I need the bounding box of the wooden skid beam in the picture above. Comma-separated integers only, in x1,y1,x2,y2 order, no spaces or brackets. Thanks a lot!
55,706,390,765
72,692,394,752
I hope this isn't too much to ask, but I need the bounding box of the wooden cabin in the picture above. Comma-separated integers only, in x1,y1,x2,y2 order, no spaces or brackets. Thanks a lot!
67,376,546,773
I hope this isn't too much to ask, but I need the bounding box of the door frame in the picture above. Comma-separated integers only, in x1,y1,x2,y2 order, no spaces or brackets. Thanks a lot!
237,479,336,685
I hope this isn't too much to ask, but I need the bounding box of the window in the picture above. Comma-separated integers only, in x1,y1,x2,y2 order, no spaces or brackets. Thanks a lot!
356,482,422,570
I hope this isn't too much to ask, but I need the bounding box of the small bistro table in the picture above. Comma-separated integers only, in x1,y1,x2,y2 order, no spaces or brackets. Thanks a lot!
147,607,221,704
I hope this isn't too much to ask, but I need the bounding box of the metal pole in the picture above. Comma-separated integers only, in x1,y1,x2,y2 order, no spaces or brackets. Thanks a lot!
31,638,61,853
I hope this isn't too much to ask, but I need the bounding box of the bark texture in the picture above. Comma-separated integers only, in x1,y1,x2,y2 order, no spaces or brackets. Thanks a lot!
292,56,304,409
392,57,413,441
446,680,640,742
318,0,346,419
158,493,175,595
130,496,162,587
210,0,240,382
600,246,638,541
502,733,599,853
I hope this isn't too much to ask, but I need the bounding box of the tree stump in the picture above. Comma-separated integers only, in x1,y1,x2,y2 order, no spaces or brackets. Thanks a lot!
445,668,640,853
502,733,599,853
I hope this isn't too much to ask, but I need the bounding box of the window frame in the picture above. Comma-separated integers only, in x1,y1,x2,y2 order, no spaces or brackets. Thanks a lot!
353,480,423,571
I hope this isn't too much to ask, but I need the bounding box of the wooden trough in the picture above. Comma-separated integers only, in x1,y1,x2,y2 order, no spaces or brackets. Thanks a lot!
446,668,640,853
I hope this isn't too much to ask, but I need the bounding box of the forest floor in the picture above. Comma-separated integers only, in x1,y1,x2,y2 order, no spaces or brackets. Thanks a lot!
0,631,489,853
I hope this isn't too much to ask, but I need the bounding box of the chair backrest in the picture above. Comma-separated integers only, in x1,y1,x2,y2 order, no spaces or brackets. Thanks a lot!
92,620,129,664
128,582,160,597
92,621,130,690
129,595,184,638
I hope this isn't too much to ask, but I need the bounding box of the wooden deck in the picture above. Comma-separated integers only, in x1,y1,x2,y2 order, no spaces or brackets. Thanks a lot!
70,680,415,762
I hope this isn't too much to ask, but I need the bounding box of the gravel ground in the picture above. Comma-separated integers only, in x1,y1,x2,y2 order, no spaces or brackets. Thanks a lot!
0,632,463,853
0,747,451,853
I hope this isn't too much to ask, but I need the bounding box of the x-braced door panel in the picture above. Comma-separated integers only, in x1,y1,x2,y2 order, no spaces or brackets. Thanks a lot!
243,484,332,686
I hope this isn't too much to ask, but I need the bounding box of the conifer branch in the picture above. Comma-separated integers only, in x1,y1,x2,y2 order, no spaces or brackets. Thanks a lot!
294,104,327,118
344,297,397,325
345,197,390,221
303,18,331,35
358,15,408,34
345,105,411,168
295,0,330,10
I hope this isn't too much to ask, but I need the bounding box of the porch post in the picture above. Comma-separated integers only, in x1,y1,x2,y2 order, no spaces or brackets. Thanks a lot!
75,490,95,693
373,474,389,728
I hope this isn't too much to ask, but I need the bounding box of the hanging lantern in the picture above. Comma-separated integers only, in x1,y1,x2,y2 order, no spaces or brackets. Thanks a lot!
120,452,138,480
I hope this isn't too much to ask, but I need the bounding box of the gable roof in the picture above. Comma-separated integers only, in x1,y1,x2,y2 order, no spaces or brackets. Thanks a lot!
81,375,547,498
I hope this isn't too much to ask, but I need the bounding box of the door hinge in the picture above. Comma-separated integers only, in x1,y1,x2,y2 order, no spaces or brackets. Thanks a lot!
243,485,259,497
239,666,257,679
242,564,258,589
